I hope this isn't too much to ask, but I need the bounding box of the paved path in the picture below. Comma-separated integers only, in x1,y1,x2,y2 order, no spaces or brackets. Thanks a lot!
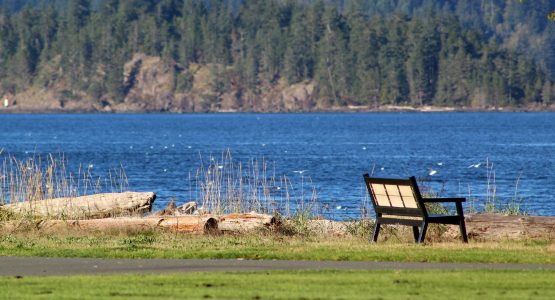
1,257,554,276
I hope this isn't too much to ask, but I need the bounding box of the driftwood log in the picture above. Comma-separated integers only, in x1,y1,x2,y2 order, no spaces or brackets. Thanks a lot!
0,212,278,234
461,213,555,240
217,213,279,232
0,216,218,234
2,192,155,219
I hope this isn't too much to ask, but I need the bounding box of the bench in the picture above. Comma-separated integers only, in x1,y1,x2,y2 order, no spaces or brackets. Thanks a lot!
363,174,468,243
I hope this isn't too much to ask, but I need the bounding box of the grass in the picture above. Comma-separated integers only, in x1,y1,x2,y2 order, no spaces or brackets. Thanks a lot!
1,269,555,299
1,230,554,264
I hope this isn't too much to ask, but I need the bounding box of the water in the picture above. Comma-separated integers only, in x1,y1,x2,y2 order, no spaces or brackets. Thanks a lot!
1,113,555,218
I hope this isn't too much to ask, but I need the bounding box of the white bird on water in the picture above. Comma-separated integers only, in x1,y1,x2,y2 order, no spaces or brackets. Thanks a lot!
429,169,438,176
468,163,481,168
293,170,308,174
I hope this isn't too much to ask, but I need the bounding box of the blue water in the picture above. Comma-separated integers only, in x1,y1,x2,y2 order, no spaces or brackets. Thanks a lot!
1,113,555,218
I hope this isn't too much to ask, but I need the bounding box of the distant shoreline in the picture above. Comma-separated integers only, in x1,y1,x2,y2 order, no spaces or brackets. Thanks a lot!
2,104,555,114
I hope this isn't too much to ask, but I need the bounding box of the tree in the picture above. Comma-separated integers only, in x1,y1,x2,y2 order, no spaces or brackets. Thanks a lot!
283,7,310,84
314,6,350,106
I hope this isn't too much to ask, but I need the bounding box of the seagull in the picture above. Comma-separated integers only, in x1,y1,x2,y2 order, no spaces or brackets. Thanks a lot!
437,162,443,166
429,169,437,176
293,170,308,174
468,163,481,168
362,146,367,150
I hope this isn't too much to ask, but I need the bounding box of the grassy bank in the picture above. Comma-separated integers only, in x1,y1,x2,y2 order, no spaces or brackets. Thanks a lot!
1,230,554,264
2,269,555,300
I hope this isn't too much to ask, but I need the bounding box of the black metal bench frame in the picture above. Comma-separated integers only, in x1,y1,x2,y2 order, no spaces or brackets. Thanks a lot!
363,174,468,243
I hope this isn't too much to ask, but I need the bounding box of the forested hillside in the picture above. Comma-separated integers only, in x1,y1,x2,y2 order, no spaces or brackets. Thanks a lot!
0,0,554,112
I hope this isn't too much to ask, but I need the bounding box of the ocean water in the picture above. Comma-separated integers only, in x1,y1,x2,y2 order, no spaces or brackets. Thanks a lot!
1,112,554,218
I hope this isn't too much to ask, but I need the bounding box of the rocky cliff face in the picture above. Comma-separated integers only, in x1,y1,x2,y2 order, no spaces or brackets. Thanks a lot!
2,53,319,113
117,54,318,112
116,53,319,112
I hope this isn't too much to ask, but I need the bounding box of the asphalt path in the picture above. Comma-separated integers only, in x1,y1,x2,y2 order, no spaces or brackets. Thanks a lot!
1,257,555,276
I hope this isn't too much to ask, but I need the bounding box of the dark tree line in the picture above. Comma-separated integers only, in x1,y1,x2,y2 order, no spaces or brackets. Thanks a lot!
0,0,553,108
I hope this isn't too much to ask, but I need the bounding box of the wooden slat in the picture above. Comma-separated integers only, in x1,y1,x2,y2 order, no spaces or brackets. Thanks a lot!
384,184,404,207
371,184,392,207
398,185,418,208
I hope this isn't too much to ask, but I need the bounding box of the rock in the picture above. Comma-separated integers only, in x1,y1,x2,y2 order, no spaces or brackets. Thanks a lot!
280,81,316,111
177,201,197,215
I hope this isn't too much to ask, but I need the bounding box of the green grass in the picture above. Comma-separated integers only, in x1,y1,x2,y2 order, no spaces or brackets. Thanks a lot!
1,231,555,264
2,270,555,299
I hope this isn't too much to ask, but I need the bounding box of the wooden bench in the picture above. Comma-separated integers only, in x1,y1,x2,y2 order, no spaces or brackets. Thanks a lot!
363,174,468,243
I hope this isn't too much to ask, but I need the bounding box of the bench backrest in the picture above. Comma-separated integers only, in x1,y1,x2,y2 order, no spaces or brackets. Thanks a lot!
363,175,427,218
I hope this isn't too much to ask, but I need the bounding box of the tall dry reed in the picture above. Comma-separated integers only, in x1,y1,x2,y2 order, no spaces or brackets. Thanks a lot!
191,149,319,217
0,153,128,205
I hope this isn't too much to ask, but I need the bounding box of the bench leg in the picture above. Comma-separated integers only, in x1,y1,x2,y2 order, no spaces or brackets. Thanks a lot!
459,218,468,243
372,222,381,242
417,221,428,244
412,226,419,242
456,202,468,243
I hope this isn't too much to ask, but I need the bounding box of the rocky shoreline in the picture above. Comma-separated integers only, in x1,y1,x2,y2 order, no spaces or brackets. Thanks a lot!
2,102,555,114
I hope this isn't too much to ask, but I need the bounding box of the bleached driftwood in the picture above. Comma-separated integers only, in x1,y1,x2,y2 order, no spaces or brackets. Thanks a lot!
0,215,218,234
3,192,155,219
0,212,277,234
463,213,555,240
155,215,218,233
217,212,279,232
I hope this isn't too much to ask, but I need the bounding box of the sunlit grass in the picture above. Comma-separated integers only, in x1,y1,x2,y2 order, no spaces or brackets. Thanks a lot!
2,270,555,300
1,230,554,264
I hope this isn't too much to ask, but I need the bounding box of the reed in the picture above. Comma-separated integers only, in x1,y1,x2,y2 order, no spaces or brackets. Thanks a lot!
480,158,526,215
191,149,319,218
0,153,128,206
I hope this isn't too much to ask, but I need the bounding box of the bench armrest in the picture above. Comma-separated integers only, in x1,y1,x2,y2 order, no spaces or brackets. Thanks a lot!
422,197,466,203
